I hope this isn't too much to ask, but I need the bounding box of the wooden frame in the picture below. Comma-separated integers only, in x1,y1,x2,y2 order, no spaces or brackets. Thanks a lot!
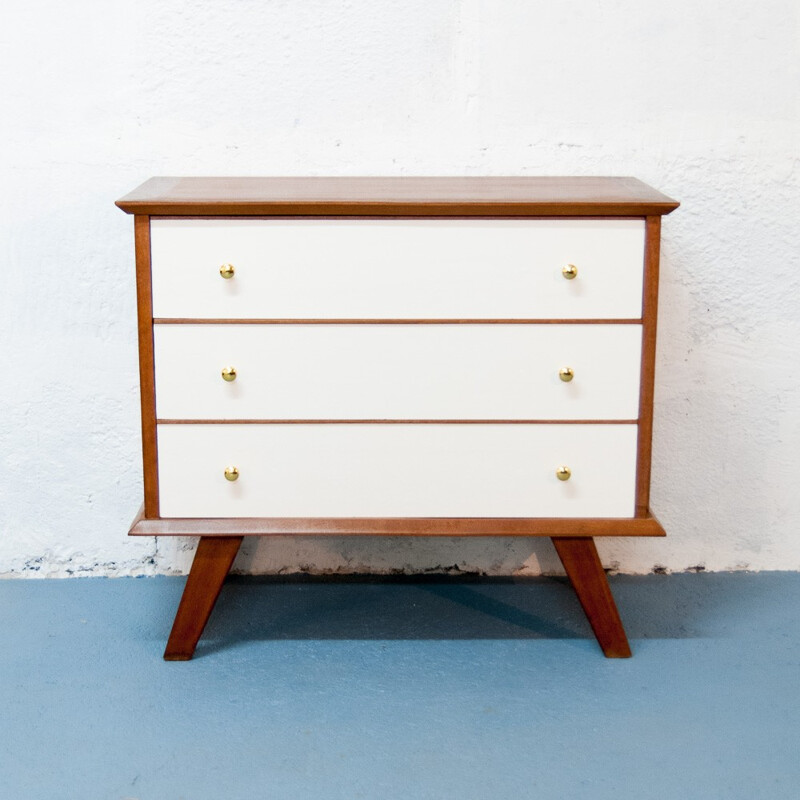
134,215,160,518
122,177,678,660
129,505,666,538
635,216,662,515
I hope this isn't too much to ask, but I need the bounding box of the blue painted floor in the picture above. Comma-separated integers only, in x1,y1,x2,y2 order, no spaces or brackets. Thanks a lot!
1,572,798,799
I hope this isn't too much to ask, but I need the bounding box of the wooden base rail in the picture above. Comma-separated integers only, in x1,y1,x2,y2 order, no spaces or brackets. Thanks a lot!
130,509,665,538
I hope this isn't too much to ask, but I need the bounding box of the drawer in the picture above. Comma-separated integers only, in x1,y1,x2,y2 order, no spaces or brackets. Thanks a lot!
154,324,642,420
156,423,638,518
149,219,645,319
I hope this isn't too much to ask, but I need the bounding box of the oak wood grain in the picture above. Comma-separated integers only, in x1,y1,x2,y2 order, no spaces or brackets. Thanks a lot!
117,176,679,217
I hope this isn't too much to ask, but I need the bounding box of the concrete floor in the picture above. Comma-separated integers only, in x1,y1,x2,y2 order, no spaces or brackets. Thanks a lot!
1,572,798,799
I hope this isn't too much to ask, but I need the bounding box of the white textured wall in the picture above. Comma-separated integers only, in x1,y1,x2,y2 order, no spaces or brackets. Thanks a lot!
1,0,798,577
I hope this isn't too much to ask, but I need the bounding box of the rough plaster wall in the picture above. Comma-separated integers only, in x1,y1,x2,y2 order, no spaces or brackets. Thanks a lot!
0,0,797,578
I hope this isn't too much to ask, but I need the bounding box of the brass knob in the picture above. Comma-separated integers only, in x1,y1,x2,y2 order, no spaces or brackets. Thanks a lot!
555,466,571,482
562,264,578,280
559,367,575,382
221,366,237,382
219,263,235,279
224,466,239,482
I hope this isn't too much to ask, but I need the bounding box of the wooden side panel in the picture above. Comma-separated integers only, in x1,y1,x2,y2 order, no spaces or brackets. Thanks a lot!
134,216,159,517
635,216,661,515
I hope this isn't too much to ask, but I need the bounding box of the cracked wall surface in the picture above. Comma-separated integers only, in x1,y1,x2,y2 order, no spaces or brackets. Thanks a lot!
1,0,798,577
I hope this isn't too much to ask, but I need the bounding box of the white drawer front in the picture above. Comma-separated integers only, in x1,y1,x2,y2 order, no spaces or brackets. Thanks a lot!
156,424,638,518
150,219,645,319
154,324,642,420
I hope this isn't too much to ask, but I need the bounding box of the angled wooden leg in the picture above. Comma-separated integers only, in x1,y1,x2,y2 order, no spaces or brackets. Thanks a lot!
552,537,632,658
164,536,243,661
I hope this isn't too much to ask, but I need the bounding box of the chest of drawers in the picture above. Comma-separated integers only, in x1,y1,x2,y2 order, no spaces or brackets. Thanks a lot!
117,177,678,660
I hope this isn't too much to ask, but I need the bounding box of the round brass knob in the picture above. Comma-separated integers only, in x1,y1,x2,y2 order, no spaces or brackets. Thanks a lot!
559,367,575,383
219,263,236,279
562,264,578,280
555,466,571,482
224,466,240,482
221,366,237,382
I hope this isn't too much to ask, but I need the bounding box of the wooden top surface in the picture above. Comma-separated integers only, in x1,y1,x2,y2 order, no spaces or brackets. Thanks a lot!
116,176,679,217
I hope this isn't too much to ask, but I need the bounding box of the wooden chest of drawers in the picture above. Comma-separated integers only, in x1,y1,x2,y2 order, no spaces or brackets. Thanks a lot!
117,177,678,660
